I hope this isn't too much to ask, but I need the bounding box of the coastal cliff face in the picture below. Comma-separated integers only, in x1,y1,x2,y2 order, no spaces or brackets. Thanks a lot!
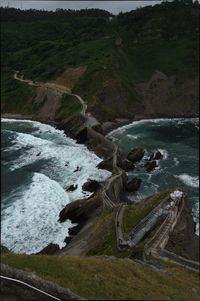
166,198,199,262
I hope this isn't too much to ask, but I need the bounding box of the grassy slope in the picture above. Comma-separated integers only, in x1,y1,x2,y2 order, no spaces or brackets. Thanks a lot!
2,253,199,300
123,190,172,235
87,190,172,257
55,94,82,121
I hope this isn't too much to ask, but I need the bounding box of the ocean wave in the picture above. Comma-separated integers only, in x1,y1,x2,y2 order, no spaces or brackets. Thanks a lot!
107,118,180,137
8,127,111,201
175,174,199,188
1,172,74,254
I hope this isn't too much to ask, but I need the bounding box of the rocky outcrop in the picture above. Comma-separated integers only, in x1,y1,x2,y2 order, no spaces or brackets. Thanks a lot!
59,195,101,224
166,199,199,262
149,150,163,161
145,161,157,172
82,179,101,192
1,245,11,253
37,243,60,255
126,177,142,192
127,148,145,163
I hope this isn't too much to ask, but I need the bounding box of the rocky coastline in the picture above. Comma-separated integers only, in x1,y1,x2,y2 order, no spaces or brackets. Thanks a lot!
1,112,199,261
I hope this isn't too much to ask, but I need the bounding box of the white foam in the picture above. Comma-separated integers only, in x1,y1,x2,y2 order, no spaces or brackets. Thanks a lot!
107,118,182,137
157,149,168,160
1,119,111,253
126,134,140,140
192,201,199,236
8,131,111,202
173,157,180,166
1,172,74,254
176,174,199,188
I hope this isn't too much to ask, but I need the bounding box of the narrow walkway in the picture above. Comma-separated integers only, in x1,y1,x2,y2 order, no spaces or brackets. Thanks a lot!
13,71,99,128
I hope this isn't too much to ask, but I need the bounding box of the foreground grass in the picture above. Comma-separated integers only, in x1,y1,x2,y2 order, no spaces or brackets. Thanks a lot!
123,190,172,235
1,253,199,300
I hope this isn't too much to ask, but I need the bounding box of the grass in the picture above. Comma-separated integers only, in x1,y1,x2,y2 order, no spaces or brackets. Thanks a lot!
123,190,172,235
1,253,200,300
55,93,82,120
87,209,131,258
1,69,36,114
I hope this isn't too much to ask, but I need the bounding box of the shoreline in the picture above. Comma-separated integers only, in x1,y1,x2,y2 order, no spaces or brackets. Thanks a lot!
2,111,199,137
1,112,199,255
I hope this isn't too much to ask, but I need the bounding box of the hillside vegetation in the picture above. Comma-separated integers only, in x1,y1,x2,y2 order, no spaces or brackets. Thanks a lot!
2,253,200,300
1,0,199,121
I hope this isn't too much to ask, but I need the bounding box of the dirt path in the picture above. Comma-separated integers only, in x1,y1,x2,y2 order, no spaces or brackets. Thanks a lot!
13,71,99,127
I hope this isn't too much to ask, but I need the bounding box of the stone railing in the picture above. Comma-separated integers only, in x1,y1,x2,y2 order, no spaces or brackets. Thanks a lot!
143,198,199,272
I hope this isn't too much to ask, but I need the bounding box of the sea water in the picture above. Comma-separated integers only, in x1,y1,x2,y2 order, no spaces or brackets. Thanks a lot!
1,119,111,254
107,118,199,235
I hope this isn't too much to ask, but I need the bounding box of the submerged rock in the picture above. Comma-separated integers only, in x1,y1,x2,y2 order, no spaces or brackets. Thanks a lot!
66,184,78,192
127,148,145,163
126,177,142,192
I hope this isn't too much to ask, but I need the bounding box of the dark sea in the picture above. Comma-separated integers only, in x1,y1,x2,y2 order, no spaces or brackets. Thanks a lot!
107,118,199,235
1,119,111,254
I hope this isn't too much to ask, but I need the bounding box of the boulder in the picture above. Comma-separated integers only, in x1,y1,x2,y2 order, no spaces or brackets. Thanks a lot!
66,184,78,192
126,177,142,192
82,179,101,192
119,159,135,172
145,161,157,172
127,147,145,163
97,157,113,172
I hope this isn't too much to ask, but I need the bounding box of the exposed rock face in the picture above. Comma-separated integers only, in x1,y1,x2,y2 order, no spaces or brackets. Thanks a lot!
166,199,199,262
37,243,60,255
127,148,145,163
137,70,199,118
126,177,142,192
145,160,157,172
82,179,101,192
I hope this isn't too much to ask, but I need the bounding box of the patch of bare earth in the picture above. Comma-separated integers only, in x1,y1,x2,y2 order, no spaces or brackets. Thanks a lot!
34,86,62,120
52,66,87,90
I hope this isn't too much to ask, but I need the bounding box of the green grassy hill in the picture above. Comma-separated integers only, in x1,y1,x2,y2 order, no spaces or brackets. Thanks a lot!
1,0,199,121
